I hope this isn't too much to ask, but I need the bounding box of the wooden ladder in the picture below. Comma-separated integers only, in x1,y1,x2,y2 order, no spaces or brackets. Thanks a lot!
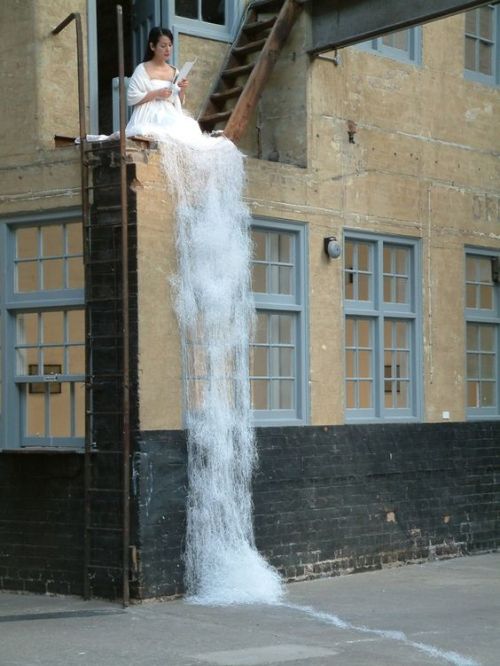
198,0,304,144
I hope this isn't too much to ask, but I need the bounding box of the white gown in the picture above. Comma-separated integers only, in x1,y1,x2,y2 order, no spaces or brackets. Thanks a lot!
125,62,204,146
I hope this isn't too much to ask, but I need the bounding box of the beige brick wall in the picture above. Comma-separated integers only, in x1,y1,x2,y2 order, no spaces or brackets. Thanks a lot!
135,14,499,430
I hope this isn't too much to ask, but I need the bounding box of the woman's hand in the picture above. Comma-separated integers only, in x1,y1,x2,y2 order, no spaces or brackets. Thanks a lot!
157,87,172,100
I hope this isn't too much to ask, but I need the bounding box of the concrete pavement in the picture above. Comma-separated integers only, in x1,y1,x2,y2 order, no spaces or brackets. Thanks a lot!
1,553,499,666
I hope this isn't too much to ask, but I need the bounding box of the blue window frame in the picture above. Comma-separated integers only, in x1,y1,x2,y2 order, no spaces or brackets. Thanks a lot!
250,220,308,425
464,4,499,86
344,232,422,422
0,210,85,450
465,249,500,418
164,0,243,43
356,27,422,65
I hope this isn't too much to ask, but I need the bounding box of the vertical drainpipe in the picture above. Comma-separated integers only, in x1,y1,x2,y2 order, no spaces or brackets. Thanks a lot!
117,4,131,608
51,11,91,601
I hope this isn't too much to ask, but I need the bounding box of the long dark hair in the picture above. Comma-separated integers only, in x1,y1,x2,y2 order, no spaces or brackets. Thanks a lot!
143,27,174,62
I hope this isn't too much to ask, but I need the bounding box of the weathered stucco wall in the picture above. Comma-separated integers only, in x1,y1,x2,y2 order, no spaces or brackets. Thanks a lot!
0,0,85,216
133,150,183,431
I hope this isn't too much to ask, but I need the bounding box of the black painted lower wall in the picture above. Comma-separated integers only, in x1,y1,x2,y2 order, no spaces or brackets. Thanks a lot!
1,420,498,598
0,453,84,595
134,421,500,598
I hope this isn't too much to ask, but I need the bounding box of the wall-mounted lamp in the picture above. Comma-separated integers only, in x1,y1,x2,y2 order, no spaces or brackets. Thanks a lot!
324,236,342,259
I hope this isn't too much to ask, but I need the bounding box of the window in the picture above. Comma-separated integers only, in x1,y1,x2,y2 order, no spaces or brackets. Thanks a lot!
175,0,224,25
250,221,308,424
465,250,500,418
344,233,421,421
167,0,242,41
356,27,422,64
0,211,85,449
464,4,499,86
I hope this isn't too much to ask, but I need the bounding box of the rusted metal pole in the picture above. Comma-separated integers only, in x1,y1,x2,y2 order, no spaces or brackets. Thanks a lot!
117,4,131,609
52,11,92,601
223,0,303,143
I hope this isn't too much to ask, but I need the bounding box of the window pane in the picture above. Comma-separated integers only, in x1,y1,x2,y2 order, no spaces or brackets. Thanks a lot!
253,231,266,261
478,257,492,282
465,36,476,70
467,353,479,377
396,321,408,347
67,223,83,255
50,383,72,437
480,354,495,379
68,346,85,374
176,0,197,19
358,274,370,300
466,284,477,308
466,256,476,281
479,41,492,75
465,10,477,34
202,0,225,24
17,262,38,292
479,6,493,40
479,284,493,309
68,257,84,289
255,314,268,344
481,381,495,407
275,379,293,409
358,350,372,378
252,379,268,410
42,311,64,344
278,315,293,344
25,386,46,437
252,347,268,376
270,233,292,263
395,248,408,274
346,381,356,409
346,350,355,377
357,243,370,271
42,226,63,257
278,348,293,376
358,319,371,347
382,30,408,51
384,276,392,302
42,259,64,290
397,381,409,408
481,325,495,351
395,277,408,303
278,266,292,294
17,228,38,259
68,310,85,343
467,380,479,407
18,347,39,376
345,270,354,299
358,380,372,408
345,317,354,345
17,313,39,345
252,263,266,292
467,323,479,350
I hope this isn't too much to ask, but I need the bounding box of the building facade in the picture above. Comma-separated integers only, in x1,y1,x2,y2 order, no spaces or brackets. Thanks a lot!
0,0,499,599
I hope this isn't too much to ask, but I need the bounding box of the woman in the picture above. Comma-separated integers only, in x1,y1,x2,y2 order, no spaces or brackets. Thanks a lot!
126,27,202,142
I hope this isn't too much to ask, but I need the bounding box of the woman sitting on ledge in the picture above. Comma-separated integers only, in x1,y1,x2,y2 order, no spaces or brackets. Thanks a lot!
125,26,203,143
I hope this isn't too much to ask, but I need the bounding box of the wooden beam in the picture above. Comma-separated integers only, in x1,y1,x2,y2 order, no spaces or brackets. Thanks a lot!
310,0,494,53
223,0,303,144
